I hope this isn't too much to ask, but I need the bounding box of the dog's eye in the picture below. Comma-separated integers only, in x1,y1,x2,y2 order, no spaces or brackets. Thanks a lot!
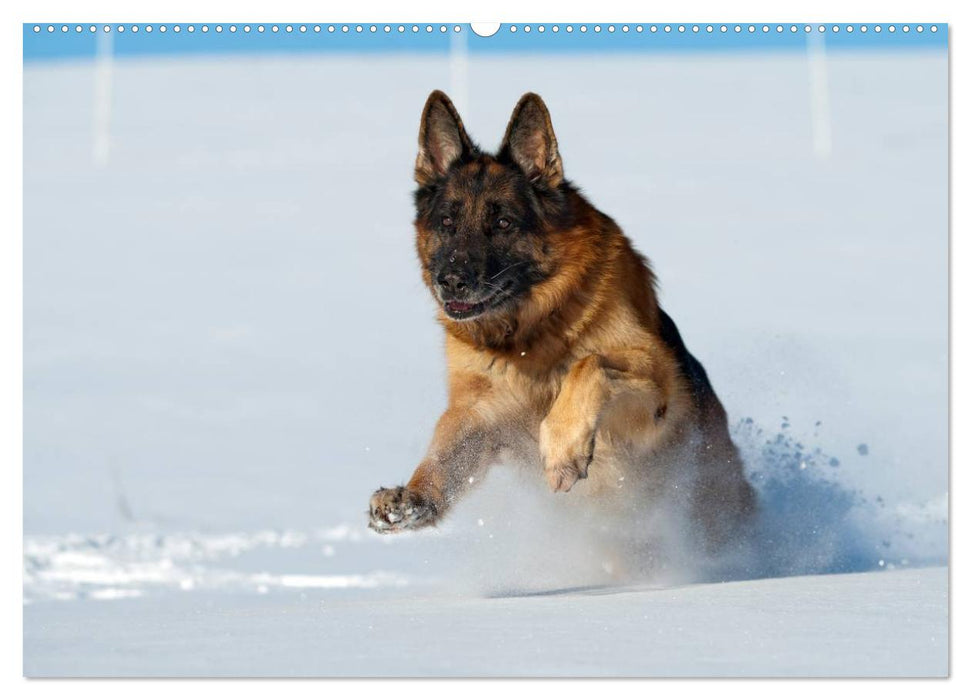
496,217,511,230
441,216,453,228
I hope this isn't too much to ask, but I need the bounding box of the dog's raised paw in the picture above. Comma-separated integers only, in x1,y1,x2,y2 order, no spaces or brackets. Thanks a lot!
539,420,595,493
543,455,591,493
368,486,437,533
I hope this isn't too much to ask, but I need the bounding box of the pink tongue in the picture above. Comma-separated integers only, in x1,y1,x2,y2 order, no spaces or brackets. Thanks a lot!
448,301,473,312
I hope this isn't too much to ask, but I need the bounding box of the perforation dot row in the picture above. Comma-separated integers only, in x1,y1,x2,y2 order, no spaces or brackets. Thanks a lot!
32,24,941,35
506,24,938,34
34,24,465,34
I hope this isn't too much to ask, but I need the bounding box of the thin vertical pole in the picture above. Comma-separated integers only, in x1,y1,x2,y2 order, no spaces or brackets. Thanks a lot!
807,29,832,160
93,29,113,167
449,26,469,117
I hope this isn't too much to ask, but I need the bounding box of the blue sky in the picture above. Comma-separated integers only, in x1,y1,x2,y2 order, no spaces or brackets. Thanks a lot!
24,22,947,61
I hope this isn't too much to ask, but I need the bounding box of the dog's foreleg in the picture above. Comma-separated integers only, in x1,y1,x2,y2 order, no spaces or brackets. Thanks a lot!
539,348,676,493
369,395,501,533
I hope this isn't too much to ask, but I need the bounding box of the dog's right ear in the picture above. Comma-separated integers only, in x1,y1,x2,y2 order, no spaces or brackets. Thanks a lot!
415,91,474,185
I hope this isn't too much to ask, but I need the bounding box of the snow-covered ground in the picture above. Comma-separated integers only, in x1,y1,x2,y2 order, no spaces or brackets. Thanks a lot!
23,49,948,676
25,567,947,677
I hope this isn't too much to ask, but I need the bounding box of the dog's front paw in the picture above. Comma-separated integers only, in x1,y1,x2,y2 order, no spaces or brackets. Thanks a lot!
368,486,438,533
539,419,595,493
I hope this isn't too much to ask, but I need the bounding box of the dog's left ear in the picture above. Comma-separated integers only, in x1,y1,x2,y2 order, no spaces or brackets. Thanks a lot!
500,93,563,187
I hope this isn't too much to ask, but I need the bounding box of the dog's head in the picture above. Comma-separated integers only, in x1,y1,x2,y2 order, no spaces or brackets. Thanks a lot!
412,91,574,322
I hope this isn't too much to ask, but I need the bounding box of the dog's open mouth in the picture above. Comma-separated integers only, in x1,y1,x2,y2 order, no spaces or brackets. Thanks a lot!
442,282,513,320
443,300,486,318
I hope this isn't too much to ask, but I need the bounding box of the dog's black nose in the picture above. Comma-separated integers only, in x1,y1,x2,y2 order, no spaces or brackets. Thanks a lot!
437,272,469,296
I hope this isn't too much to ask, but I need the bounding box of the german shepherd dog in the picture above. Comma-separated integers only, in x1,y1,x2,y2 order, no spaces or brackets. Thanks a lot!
369,91,755,555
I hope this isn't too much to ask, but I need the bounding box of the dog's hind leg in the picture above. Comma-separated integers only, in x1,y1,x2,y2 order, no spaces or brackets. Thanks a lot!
688,437,757,553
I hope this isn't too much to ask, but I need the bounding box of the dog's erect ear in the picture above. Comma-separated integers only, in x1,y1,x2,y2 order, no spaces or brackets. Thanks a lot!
415,90,474,185
500,93,563,187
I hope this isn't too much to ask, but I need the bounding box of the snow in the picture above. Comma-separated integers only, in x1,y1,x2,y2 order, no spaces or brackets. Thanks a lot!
24,568,947,677
23,49,947,676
